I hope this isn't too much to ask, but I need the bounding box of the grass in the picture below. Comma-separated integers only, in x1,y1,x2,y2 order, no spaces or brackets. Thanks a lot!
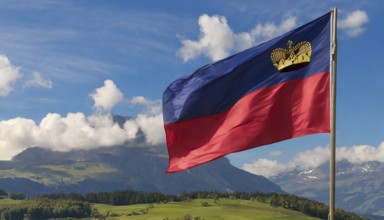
0,162,117,185
0,198,23,207
0,198,321,220
92,198,321,220
39,162,117,184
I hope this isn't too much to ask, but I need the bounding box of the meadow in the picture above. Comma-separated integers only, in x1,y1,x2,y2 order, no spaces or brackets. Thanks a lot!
92,198,320,220
0,191,365,220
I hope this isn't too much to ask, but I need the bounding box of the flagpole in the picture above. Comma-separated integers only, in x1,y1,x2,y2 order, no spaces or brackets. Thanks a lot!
329,8,338,220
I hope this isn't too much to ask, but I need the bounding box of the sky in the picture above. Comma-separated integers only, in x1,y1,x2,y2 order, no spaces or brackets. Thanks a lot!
0,0,383,178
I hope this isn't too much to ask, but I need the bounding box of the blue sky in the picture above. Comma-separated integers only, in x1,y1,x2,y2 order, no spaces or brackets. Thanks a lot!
0,0,383,177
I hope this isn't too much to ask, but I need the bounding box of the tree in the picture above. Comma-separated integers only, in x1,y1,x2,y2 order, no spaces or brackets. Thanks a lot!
0,189,7,196
9,192,26,200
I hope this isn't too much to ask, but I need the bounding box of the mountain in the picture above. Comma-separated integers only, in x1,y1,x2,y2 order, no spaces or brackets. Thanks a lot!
0,145,283,197
271,159,384,218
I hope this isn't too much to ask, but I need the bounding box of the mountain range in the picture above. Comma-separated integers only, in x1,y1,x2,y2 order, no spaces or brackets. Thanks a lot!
271,159,384,218
0,145,283,197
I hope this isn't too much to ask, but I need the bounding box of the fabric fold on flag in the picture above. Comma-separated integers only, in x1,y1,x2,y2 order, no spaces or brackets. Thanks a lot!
163,12,331,173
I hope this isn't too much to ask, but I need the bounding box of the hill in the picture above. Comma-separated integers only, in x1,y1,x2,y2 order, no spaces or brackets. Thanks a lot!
0,145,283,196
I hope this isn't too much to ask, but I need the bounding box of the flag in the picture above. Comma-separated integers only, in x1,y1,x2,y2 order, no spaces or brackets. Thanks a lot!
163,12,331,173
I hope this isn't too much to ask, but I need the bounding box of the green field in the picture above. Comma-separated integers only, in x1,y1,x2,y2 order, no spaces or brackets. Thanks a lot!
0,198,22,207
0,162,117,185
92,198,321,220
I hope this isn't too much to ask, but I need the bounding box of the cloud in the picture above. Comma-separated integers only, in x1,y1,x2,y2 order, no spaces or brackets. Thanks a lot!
0,104,165,160
269,151,282,157
242,142,384,178
339,10,369,37
135,114,165,145
128,96,165,144
0,53,54,94
129,96,162,115
0,79,166,160
90,79,124,112
177,14,297,62
250,16,296,42
24,72,53,89
337,143,384,163
0,54,22,96
177,14,235,62
0,113,137,159
242,158,288,178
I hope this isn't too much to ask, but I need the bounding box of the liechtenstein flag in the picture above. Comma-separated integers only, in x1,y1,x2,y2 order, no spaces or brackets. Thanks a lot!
163,12,331,173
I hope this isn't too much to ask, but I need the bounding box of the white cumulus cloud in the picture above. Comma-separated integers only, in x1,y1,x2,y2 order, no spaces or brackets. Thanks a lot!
0,80,166,160
129,96,162,115
0,54,22,96
135,113,165,145
242,158,288,178
0,113,142,159
0,110,165,160
177,14,235,62
90,79,124,112
128,96,165,145
242,142,384,178
177,14,297,62
250,16,296,42
339,10,369,37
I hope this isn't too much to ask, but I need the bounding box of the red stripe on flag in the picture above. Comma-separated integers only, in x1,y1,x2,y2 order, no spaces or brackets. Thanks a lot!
165,72,330,173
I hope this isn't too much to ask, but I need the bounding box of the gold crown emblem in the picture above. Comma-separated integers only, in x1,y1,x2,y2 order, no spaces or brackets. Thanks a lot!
271,40,312,72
